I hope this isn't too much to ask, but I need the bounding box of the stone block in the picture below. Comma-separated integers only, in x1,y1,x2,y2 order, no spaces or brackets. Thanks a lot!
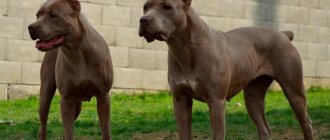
113,68,143,89
192,0,221,16
156,51,168,70
103,0,116,5
23,18,35,40
328,45,330,60
0,0,8,16
129,48,157,69
300,0,319,8
328,12,330,28
309,9,328,27
8,0,42,18
320,0,330,9
6,39,39,62
142,40,168,50
111,88,145,95
302,60,317,77
117,0,145,7
0,61,22,84
22,62,41,84
109,46,129,68
297,25,318,42
0,38,6,61
307,43,327,61
80,0,103,4
292,42,308,59
0,17,24,39
277,23,298,37
142,70,168,90
94,25,116,46
39,52,45,62
287,6,308,24
232,19,254,29
81,2,102,24
318,27,330,44
266,5,288,22
130,7,143,27
0,84,7,100
269,81,281,91
254,21,277,28
303,77,319,89
204,17,232,31
317,61,330,78
221,0,245,18
103,5,131,26
244,2,267,20
263,0,299,6
8,84,39,99
317,78,330,88
116,27,142,47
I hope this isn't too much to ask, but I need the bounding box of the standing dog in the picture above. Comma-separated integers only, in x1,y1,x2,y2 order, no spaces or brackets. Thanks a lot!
28,0,113,139
139,0,313,139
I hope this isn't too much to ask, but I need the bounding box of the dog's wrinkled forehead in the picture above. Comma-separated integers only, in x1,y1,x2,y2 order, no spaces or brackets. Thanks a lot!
37,0,75,17
143,0,185,11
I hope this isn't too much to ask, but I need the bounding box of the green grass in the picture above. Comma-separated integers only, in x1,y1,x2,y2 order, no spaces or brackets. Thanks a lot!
0,88,329,140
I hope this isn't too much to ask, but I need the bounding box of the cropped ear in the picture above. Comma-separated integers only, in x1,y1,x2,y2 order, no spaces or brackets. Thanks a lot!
67,0,81,12
182,0,192,9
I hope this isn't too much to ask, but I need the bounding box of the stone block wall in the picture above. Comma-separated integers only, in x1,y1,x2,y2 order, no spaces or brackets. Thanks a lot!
0,0,330,100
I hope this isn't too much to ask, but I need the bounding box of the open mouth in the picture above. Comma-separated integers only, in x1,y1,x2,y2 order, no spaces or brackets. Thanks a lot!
139,28,169,43
143,32,169,42
36,35,65,51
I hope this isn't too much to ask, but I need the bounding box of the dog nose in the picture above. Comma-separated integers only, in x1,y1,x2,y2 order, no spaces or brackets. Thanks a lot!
28,25,36,32
140,16,152,25
28,24,39,40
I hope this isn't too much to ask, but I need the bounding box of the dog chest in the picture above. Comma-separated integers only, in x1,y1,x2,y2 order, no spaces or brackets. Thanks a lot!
58,79,104,101
172,77,209,102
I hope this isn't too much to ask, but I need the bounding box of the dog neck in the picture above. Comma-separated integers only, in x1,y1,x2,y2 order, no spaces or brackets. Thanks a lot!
166,7,213,72
58,13,105,66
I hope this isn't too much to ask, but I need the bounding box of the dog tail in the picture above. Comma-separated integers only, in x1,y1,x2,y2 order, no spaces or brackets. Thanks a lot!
281,31,294,41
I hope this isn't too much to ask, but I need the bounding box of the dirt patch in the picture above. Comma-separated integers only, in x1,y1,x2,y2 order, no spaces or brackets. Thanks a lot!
132,132,209,140
268,125,330,140
270,128,304,140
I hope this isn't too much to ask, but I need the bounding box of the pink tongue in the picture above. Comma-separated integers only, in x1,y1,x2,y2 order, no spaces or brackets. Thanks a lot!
36,36,63,49
160,34,168,41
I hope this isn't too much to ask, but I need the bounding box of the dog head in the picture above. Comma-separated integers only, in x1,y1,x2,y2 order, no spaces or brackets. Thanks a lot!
139,0,192,42
28,0,81,52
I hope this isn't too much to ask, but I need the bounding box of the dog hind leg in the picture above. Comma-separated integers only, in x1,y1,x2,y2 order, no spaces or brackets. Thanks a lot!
276,78,313,140
243,76,273,140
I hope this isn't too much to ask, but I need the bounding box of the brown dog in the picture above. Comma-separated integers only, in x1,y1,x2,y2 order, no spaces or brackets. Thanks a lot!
28,0,113,139
139,0,313,140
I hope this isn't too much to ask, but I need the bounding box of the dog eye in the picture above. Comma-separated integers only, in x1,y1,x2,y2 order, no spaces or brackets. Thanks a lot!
143,5,148,12
49,13,58,18
163,5,172,10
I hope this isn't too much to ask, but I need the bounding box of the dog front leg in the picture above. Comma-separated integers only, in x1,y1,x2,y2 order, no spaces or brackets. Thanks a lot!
60,97,77,140
208,100,226,140
96,94,111,140
39,50,57,140
39,81,56,140
173,94,192,140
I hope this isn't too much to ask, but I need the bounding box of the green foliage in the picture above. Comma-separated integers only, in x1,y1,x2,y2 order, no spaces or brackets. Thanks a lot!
0,90,329,140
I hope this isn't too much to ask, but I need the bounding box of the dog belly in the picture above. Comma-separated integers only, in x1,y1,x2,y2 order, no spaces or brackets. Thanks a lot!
226,87,244,101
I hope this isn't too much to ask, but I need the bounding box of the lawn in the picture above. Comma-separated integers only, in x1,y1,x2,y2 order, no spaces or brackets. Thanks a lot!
0,88,329,140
